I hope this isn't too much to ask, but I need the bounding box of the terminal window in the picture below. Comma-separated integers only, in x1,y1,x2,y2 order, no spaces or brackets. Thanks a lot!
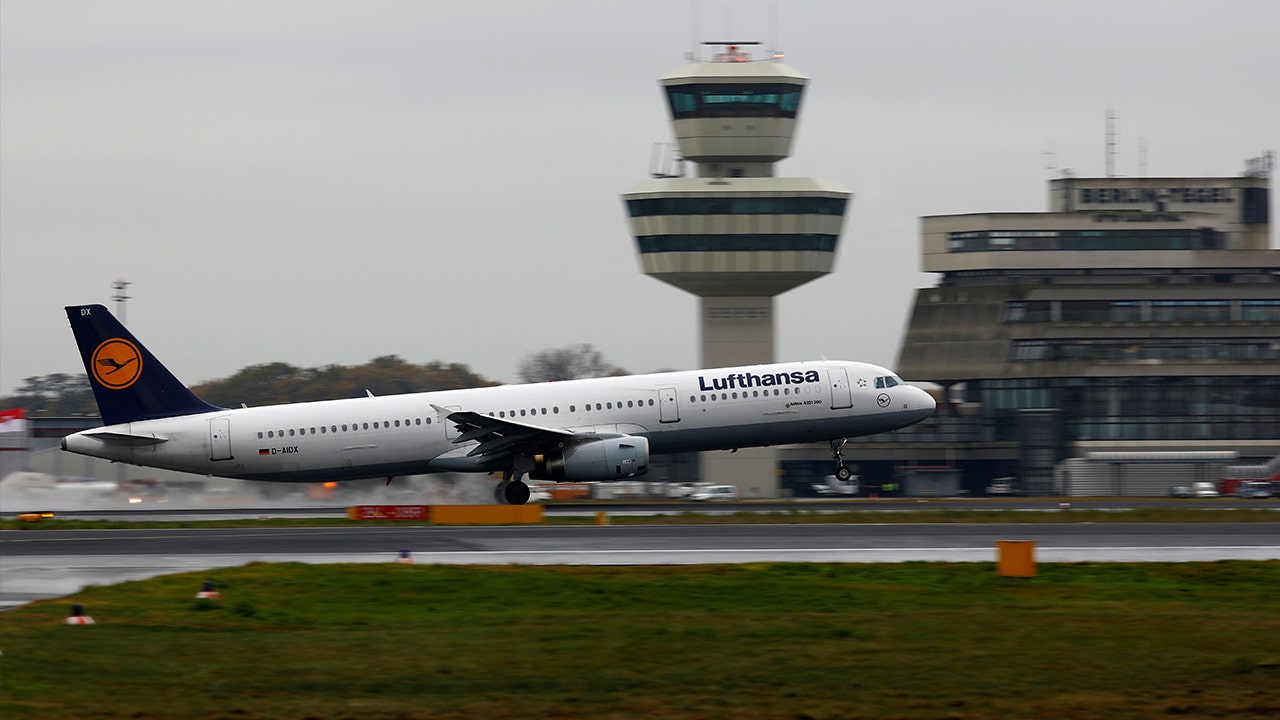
946,228,1224,253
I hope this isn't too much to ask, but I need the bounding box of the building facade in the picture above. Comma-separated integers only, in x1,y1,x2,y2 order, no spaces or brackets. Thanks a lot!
896,168,1278,494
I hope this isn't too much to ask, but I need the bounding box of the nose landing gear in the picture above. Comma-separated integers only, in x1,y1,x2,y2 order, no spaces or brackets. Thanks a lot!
830,438,853,481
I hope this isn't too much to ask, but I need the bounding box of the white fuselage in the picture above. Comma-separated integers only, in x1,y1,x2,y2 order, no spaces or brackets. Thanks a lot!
62,360,934,482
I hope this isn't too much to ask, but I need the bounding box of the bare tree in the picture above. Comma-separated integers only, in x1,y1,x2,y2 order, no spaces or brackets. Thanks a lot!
517,344,624,383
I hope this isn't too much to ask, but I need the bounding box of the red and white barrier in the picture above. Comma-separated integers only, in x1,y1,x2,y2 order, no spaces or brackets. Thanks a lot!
65,603,95,625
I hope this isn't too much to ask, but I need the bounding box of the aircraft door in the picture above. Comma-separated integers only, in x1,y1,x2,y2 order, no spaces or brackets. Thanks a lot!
209,417,233,461
658,387,680,423
829,368,853,410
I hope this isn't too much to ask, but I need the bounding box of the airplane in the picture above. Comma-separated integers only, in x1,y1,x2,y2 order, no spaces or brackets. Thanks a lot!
60,304,936,504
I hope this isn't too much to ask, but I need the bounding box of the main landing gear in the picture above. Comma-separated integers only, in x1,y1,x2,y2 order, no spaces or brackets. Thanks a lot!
494,470,531,505
830,438,854,482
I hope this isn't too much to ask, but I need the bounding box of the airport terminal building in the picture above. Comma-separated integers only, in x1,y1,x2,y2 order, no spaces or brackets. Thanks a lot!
880,167,1279,494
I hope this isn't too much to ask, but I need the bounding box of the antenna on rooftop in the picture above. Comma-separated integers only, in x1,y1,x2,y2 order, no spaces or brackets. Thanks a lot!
1242,150,1274,178
689,1,699,61
769,1,779,58
1138,137,1148,177
1105,109,1118,178
1043,140,1058,177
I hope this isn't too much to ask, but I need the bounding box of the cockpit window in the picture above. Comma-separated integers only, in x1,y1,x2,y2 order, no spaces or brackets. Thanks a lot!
874,376,900,389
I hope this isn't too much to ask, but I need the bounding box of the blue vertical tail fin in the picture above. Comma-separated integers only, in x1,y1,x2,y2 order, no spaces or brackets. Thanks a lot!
65,304,223,425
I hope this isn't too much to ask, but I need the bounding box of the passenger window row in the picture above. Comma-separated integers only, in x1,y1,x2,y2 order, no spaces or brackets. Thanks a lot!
689,387,804,403
259,417,433,439
488,398,656,419
255,398,664,440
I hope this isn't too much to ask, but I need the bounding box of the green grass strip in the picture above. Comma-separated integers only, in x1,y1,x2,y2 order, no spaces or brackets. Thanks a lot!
3,561,1279,719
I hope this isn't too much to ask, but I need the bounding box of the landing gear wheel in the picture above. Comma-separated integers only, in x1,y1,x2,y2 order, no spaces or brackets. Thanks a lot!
504,480,531,506
830,438,852,482
494,480,510,504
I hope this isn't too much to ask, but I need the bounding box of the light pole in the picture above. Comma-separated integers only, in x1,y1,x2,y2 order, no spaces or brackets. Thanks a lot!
108,277,132,488
110,278,131,324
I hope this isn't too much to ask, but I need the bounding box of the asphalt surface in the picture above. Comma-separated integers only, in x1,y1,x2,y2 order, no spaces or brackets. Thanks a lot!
3,519,1279,610
20,496,1277,519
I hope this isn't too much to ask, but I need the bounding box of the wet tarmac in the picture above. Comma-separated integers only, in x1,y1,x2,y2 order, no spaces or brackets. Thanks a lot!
4,521,1279,610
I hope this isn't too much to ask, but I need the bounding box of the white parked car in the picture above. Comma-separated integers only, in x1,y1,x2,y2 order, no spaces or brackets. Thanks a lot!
688,485,739,502
1192,482,1220,497
985,477,1017,496
666,482,698,499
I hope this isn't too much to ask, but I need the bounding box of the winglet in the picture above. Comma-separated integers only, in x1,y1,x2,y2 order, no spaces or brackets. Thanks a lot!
65,305,223,425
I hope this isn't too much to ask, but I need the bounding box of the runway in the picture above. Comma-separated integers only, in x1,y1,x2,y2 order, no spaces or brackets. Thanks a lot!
4,521,1279,610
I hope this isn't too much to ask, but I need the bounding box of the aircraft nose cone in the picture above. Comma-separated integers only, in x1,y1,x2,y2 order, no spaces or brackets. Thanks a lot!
911,386,936,419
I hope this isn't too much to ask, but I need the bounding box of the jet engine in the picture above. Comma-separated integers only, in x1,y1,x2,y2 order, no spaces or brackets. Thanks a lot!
530,435,649,481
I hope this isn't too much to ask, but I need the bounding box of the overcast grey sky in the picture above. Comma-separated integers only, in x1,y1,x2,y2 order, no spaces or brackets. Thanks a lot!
2,0,1276,397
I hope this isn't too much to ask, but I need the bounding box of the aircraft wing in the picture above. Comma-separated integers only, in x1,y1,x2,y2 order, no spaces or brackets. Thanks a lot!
432,405,576,459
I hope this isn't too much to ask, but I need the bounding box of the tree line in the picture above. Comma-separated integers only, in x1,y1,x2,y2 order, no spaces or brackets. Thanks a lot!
2,344,624,417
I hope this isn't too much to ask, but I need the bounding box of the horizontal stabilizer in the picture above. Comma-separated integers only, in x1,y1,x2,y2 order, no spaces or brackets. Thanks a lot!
83,431,168,446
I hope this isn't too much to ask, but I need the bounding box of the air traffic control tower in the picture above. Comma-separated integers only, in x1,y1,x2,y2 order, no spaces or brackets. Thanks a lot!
622,43,850,496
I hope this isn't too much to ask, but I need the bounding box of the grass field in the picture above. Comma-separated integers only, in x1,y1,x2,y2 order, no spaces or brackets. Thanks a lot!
2,561,1279,719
